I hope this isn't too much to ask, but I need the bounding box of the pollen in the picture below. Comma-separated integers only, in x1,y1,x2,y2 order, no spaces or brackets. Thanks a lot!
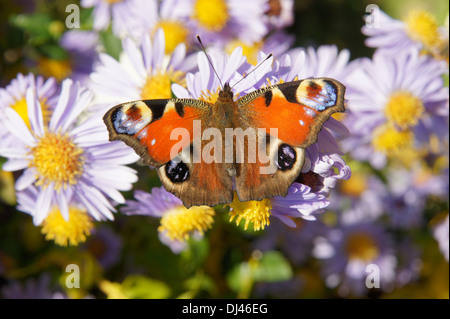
140,69,185,100
29,131,84,190
158,205,215,242
193,0,230,32
345,232,379,262
226,40,263,65
384,91,424,129
154,20,189,54
340,171,367,197
228,193,272,231
372,123,414,154
11,97,52,129
405,10,441,49
37,57,72,82
41,207,94,246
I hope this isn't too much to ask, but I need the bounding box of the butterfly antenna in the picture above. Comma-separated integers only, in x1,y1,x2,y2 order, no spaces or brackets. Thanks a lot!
196,35,224,89
231,53,273,90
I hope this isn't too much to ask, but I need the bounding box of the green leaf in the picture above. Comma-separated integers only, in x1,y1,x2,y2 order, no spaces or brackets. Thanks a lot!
100,29,122,60
252,251,293,282
121,275,171,299
226,251,293,294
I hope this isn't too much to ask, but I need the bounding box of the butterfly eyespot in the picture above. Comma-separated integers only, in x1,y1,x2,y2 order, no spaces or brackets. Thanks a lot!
165,160,190,183
276,144,296,171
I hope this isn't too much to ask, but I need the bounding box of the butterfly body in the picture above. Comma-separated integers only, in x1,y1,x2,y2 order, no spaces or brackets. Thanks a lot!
103,78,346,208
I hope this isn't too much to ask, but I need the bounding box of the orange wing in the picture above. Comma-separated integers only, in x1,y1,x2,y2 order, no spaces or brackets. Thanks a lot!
233,78,346,202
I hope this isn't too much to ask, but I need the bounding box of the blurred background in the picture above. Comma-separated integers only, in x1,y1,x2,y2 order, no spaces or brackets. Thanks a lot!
0,0,448,299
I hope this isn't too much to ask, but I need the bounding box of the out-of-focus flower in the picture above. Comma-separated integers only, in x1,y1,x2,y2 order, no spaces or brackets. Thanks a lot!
362,9,449,62
83,226,123,268
37,31,99,84
1,273,66,299
80,0,143,38
313,222,397,297
253,217,329,265
0,79,139,245
343,48,449,168
0,73,59,147
89,29,195,108
224,31,294,65
262,0,294,30
433,214,449,262
122,188,215,253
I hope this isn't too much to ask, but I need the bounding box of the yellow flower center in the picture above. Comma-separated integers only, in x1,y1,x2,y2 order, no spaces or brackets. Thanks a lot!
226,40,263,65
405,10,441,49
10,97,52,130
158,205,215,242
140,69,185,100
41,207,93,246
199,88,220,104
384,91,424,130
193,0,230,32
372,124,414,154
228,193,272,231
37,57,72,82
345,232,379,262
153,21,189,54
29,132,84,190
340,172,367,197
105,0,123,3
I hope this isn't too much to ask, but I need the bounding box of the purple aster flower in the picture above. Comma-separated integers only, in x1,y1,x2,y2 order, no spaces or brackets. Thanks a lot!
123,188,215,254
313,222,397,297
0,79,139,227
58,30,99,85
433,214,449,262
343,48,449,168
253,217,329,265
80,0,143,38
362,8,448,62
331,167,387,225
262,0,294,30
184,0,269,47
0,73,59,148
89,29,195,109
121,0,193,54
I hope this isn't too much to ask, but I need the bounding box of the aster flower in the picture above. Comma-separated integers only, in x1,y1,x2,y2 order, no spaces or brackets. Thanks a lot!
122,188,215,253
80,0,143,38
362,9,449,62
0,79,139,230
313,222,397,297
121,0,193,54
343,48,449,168
89,29,195,109
330,163,387,225
0,73,59,148
253,217,329,265
36,30,99,84
185,0,269,47
262,0,294,30
223,30,295,66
